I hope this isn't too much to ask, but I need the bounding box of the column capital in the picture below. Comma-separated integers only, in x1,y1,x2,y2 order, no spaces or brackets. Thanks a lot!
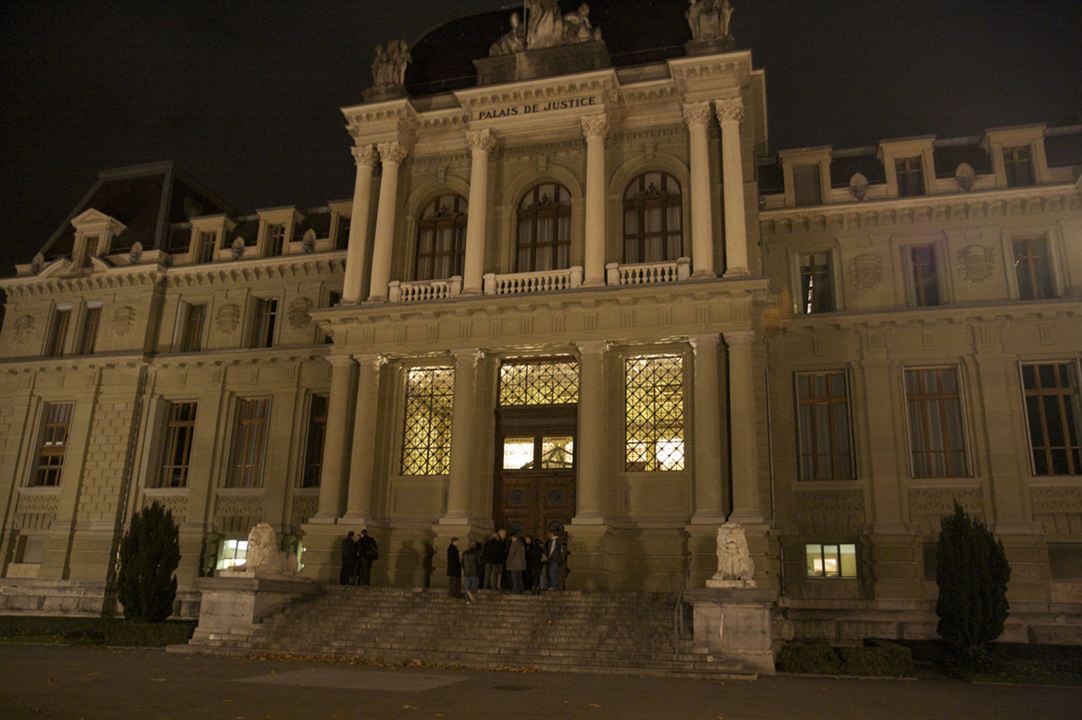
351,352,382,367
714,97,745,124
724,329,755,346
326,354,357,369
450,347,485,367
466,128,498,154
580,113,610,141
682,101,713,128
377,140,410,164
576,339,608,357
689,333,721,353
351,144,378,167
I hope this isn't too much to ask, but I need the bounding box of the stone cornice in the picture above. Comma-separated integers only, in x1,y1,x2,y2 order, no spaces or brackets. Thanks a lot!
0,346,330,374
454,69,619,115
0,263,163,298
162,253,345,288
667,51,752,98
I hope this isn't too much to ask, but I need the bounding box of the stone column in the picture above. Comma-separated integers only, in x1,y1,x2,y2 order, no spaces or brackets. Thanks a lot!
367,141,409,302
725,331,762,524
581,114,609,286
342,354,381,524
683,102,716,279
690,334,725,523
442,348,482,524
574,340,606,522
341,145,377,304
462,130,498,295
313,355,356,522
716,98,750,277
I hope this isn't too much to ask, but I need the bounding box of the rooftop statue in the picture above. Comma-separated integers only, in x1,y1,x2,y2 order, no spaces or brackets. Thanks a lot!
526,0,565,49
490,0,602,54
490,12,526,56
564,3,602,44
371,39,411,88
687,0,734,42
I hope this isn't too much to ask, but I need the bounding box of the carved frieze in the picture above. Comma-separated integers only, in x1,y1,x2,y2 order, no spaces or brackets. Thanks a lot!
955,245,996,283
908,486,982,533
16,492,60,516
793,489,864,535
214,493,264,520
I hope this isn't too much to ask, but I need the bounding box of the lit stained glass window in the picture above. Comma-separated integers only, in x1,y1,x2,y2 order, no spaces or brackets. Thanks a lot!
499,359,579,406
400,367,455,475
625,355,686,471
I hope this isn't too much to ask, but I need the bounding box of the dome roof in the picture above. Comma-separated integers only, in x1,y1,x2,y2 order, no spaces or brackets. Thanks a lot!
405,0,698,96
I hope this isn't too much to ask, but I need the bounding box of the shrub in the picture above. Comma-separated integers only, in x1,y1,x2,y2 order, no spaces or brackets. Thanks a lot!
776,642,913,677
935,502,1011,656
776,643,842,674
117,501,181,622
0,616,195,646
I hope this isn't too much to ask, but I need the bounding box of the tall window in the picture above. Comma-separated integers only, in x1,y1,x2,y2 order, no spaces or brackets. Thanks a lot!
335,214,351,250
197,231,218,264
516,183,571,273
1004,145,1034,187
227,398,269,488
76,305,101,355
792,164,823,207
625,355,686,472
1022,363,1081,476
400,367,455,476
30,402,74,487
895,156,925,197
623,172,683,263
155,401,197,488
248,298,278,348
798,252,835,314
1013,237,1056,300
266,223,286,256
301,394,329,487
795,371,853,481
907,244,940,307
904,368,969,478
415,194,467,281
178,303,207,353
44,307,71,357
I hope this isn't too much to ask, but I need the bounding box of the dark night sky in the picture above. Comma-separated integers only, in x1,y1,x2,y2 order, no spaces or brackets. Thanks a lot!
1,0,1079,278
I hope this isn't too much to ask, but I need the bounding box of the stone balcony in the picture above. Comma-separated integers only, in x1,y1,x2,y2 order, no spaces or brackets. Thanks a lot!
606,258,690,286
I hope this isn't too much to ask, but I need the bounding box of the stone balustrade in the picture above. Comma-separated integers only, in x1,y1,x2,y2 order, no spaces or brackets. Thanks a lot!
388,276,462,303
483,266,583,296
605,258,691,286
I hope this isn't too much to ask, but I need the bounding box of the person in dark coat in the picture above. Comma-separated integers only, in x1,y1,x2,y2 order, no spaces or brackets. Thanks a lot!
506,534,526,594
340,531,356,585
461,541,483,604
446,537,462,598
482,529,506,590
356,529,378,586
524,535,543,593
545,530,564,590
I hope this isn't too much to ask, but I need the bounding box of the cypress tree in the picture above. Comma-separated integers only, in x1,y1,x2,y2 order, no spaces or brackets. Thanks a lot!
117,501,180,622
934,502,1011,656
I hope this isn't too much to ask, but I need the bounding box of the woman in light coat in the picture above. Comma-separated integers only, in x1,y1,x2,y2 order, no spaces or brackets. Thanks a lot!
506,534,527,594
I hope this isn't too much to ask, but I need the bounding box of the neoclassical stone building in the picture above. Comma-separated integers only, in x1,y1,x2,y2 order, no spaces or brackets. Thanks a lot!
1,2,1080,641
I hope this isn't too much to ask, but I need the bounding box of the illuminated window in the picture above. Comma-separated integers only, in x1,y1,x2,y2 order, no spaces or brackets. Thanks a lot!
154,401,197,488
805,543,857,578
798,252,834,314
1003,145,1034,187
1013,237,1056,300
30,402,74,487
301,394,329,487
499,359,579,406
795,371,853,481
216,539,249,570
516,183,571,273
502,436,575,470
227,398,270,488
400,367,455,476
904,368,969,478
415,194,467,281
623,172,683,263
625,355,685,472
1022,363,1082,476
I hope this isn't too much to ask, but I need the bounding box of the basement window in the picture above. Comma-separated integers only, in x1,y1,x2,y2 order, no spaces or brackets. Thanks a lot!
805,543,857,578
217,539,249,571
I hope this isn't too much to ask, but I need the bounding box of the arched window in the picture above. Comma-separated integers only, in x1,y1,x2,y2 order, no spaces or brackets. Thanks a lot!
516,183,572,273
623,172,683,264
415,194,468,281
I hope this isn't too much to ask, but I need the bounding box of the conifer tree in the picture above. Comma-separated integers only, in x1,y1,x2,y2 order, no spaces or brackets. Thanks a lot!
117,501,180,622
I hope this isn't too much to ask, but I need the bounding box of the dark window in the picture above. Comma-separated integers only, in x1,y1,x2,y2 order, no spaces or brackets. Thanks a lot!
516,183,572,273
166,227,191,254
82,236,101,267
45,308,71,357
895,156,925,197
908,244,940,307
904,368,969,478
415,194,467,281
623,172,683,263
266,223,286,256
155,401,197,488
30,403,74,487
795,371,853,480
227,398,269,488
1022,363,1081,476
301,395,329,488
792,164,822,207
76,306,101,355
1004,145,1034,187
335,215,351,250
248,299,278,348
798,252,834,314
197,231,218,264
321,292,341,344
1013,237,1056,300
178,303,207,353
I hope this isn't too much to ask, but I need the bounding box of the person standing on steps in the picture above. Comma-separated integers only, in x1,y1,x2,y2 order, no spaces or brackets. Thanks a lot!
340,531,357,585
482,529,505,591
545,529,564,591
356,529,378,586
506,533,526,594
461,541,483,604
446,537,463,598
524,535,542,593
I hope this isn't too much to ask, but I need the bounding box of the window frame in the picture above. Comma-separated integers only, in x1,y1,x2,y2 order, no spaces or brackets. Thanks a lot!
804,542,859,579
153,400,198,489
793,370,856,481
1019,360,1082,477
300,393,329,488
515,182,573,274
901,365,972,479
1003,144,1035,187
398,365,456,477
28,402,75,487
895,156,925,197
622,172,684,264
1011,236,1058,301
177,301,208,353
414,193,468,281
197,231,218,264
247,297,279,349
75,302,103,355
225,397,271,488
265,223,287,257
902,242,943,308
793,249,838,315
623,353,688,473
44,304,73,357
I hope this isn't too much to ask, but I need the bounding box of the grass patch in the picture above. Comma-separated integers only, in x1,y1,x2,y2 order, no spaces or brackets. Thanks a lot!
777,641,914,677
898,639,1082,686
0,616,195,647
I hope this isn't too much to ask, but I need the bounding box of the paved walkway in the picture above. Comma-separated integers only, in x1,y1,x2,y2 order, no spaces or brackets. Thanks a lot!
1,644,1080,720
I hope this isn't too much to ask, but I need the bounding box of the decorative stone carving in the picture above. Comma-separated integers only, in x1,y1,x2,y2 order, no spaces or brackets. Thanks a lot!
687,0,734,41
129,241,144,264
682,101,713,128
580,114,609,140
706,522,756,588
955,162,976,191
111,306,136,336
301,229,317,254
230,237,245,260
525,0,563,48
16,492,60,516
848,172,869,201
847,253,884,290
351,144,378,167
908,487,983,533
466,129,499,154
1031,486,1082,513
563,3,601,44
715,97,744,124
235,523,297,577
490,12,526,56
13,314,35,343
215,493,264,521
794,490,864,535
288,297,313,329
955,244,996,283
370,40,410,88
216,304,241,334
291,494,320,525
377,141,409,165
147,494,187,524
31,253,45,274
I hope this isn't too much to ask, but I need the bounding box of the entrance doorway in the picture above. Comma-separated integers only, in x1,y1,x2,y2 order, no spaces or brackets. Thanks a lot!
494,404,576,539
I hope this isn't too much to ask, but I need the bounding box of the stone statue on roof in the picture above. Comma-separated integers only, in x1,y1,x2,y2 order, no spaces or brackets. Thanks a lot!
564,3,602,44
490,12,526,56
687,0,734,42
525,0,567,49
371,39,411,88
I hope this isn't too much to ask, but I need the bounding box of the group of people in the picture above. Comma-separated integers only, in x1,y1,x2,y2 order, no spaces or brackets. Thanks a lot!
445,529,566,604
338,529,379,586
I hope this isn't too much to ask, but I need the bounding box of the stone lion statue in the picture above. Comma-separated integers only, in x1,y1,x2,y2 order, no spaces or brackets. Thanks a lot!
237,523,297,576
708,522,755,587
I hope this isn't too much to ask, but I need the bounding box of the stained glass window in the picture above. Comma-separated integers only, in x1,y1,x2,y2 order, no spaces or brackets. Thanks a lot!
400,367,455,475
499,359,579,406
625,355,686,472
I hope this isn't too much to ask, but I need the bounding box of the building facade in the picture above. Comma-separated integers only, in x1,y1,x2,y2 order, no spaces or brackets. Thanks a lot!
1,3,1081,642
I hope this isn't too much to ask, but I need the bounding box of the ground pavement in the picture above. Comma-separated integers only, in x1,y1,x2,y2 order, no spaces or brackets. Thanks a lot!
1,644,1080,720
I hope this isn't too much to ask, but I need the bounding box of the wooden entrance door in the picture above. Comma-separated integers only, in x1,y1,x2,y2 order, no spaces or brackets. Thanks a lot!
494,405,576,539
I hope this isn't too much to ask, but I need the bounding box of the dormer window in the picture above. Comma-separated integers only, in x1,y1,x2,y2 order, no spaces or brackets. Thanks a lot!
792,165,823,207
266,224,286,256
197,231,218,264
895,157,925,197
81,236,100,268
1003,145,1034,187
335,215,351,250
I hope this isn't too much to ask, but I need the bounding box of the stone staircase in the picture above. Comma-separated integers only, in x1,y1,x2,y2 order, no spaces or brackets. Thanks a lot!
187,586,757,680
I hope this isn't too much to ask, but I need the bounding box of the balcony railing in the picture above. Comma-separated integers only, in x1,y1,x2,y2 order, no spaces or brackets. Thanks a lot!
606,258,690,286
483,266,584,296
388,276,462,303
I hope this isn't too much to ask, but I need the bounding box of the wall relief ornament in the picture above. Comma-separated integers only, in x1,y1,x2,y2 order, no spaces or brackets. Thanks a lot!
687,0,734,41
288,297,314,329
13,314,35,343
847,253,884,291
111,306,136,336
216,304,241,334
956,244,996,283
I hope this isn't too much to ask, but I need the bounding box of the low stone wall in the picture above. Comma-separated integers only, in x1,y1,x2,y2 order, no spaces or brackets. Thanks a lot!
0,579,107,616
